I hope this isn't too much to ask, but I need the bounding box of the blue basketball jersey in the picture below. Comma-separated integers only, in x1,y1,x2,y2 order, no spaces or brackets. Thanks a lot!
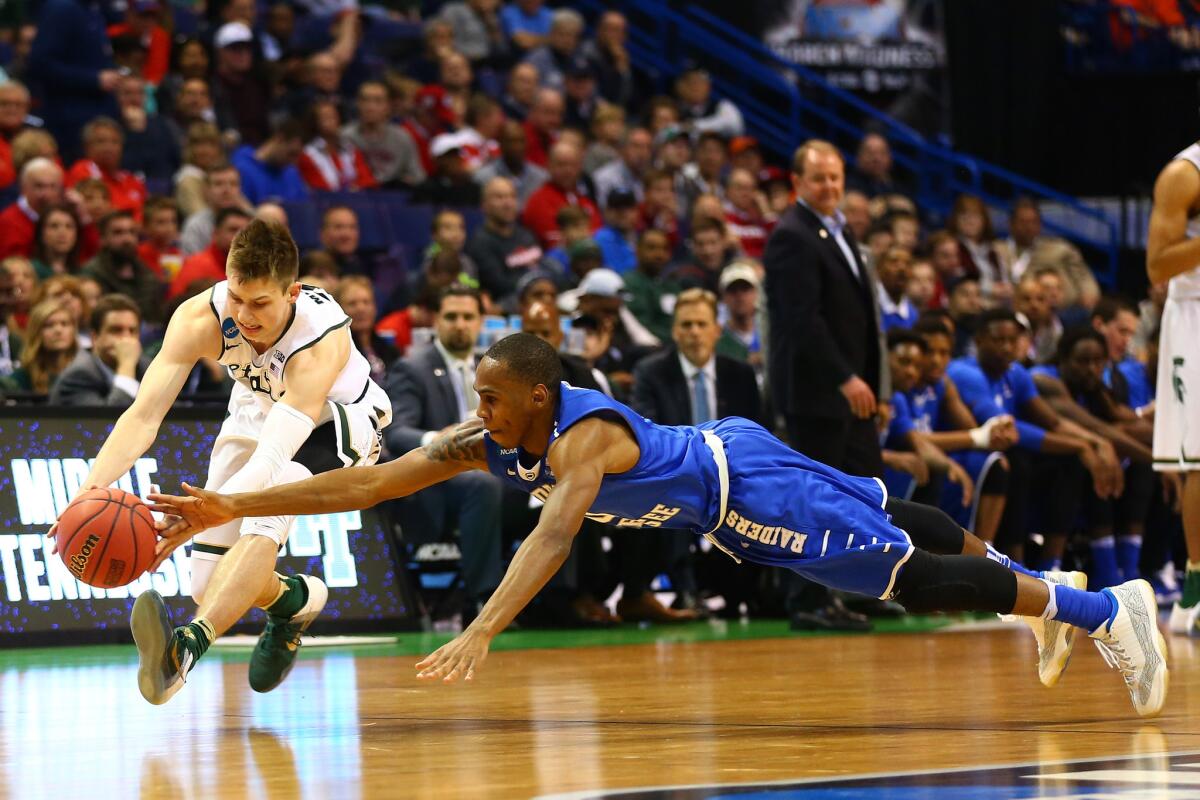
483,384,914,599
905,379,947,434
484,383,724,531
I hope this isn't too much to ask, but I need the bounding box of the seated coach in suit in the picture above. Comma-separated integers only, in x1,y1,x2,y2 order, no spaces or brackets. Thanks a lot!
632,287,763,427
628,287,764,618
51,293,150,407
384,284,503,621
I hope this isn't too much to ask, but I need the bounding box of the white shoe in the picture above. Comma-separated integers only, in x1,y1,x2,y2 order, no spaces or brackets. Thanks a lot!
1024,570,1087,687
130,590,192,705
1168,601,1200,635
1090,579,1170,718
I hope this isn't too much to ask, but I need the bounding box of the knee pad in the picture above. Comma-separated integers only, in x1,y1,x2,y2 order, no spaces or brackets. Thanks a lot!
188,550,221,605
891,549,1017,615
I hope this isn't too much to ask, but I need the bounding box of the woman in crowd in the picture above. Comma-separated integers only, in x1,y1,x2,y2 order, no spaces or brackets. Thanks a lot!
948,194,1011,305
336,275,398,387
2,298,78,395
31,203,83,279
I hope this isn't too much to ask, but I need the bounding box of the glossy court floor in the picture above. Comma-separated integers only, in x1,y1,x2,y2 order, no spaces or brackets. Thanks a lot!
5,617,1200,799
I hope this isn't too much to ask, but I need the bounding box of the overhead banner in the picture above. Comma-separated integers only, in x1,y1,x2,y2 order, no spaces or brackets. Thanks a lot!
0,410,416,643
763,0,946,94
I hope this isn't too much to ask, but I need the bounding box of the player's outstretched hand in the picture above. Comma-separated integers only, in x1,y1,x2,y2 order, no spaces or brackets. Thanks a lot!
148,482,236,533
415,627,491,683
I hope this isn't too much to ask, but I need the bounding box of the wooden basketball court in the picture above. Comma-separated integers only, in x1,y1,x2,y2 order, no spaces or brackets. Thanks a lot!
4,620,1200,799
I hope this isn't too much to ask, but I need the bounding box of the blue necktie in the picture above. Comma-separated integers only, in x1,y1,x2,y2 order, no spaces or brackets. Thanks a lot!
693,370,711,424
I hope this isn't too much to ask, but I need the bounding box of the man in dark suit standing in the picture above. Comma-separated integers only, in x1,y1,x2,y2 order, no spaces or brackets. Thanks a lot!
629,288,762,619
385,285,502,623
764,138,890,631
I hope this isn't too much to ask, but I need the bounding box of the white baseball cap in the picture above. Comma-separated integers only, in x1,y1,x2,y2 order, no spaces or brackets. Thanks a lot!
718,262,761,292
577,268,627,299
215,22,254,49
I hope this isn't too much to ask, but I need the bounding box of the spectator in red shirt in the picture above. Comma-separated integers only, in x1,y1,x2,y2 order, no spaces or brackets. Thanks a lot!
723,167,775,259
297,99,377,192
168,206,251,299
403,85,459,176
521,140,600,248
107,0,170,86
65,117,148,220
0,158,66,258
137,196,182,280
637,168,680,252
522,87,563,167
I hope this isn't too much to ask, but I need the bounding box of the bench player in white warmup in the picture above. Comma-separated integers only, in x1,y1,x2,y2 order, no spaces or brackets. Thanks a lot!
1149,142,1200,634
57,219,390,704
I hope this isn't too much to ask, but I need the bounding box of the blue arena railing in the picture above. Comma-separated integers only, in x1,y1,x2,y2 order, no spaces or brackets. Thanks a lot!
572,0,1121,286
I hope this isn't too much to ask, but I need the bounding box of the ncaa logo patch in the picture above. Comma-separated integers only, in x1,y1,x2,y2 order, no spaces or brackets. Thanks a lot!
222,318,239,339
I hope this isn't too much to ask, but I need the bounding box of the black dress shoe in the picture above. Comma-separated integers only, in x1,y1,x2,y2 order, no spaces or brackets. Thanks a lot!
843,596,907,618
671,591,712,619
789,601,872,632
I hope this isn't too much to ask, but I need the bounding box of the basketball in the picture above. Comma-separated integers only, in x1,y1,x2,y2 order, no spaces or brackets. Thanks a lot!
55,488,157,589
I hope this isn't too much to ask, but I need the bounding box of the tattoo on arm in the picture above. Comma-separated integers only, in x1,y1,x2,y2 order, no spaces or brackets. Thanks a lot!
423,423,487,464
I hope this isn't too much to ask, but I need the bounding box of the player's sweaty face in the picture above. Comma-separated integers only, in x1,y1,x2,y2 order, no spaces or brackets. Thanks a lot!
226,276,295,342
473,359,530,448
921,333,952,382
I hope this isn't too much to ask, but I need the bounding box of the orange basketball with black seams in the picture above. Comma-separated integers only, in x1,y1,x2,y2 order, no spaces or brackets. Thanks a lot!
55,488,157,588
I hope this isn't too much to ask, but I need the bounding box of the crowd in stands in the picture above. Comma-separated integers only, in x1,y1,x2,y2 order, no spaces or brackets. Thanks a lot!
0,0,1177,629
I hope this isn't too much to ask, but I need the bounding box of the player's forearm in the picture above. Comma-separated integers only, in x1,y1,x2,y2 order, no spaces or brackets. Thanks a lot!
469,525,576,638
228,465,385,518
925,430,974,452
1039,430,1089,456
1148,238,1200,284
81,412,160,494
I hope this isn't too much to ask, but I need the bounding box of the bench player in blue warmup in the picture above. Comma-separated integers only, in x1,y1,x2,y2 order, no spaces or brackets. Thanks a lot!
149,333,1170,717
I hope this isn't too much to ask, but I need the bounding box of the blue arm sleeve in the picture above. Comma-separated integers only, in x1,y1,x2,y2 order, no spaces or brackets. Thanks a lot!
1015,419,1046,451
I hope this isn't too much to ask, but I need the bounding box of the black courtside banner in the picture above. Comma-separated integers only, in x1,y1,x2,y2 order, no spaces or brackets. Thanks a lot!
0,408,418,645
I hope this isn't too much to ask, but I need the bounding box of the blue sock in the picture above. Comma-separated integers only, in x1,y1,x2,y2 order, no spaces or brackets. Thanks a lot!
984,543,1039,577
1050,583,1116,633
1090,536,1121,588
1035,556,1062,573
1116,535,1142,581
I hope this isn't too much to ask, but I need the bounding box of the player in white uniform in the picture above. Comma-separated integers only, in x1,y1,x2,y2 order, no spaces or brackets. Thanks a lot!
54,219,391,704
1148,142,1200,633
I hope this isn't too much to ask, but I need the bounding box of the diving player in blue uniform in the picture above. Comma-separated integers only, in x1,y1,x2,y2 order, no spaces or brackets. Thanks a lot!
149,333,1170,717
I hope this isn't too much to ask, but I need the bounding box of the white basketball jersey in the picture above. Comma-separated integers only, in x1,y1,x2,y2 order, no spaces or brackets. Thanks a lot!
1169,142,1200,300
209,281,385,410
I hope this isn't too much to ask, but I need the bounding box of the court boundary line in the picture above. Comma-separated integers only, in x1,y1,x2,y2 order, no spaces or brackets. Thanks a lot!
531,748,1200,800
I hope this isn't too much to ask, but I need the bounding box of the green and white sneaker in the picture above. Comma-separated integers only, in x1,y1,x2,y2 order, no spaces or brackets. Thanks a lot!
131,590,192,705
1090,579,1170,718
248,575,328,693
1023,570,1088,688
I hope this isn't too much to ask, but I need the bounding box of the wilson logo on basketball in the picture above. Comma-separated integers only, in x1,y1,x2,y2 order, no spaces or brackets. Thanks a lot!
68,534,101,577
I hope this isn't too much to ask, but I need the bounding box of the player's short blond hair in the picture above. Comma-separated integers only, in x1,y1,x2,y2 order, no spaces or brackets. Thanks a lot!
227,218,299,289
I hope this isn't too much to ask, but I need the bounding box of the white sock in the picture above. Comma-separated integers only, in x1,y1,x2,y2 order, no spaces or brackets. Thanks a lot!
1040,578,1058,620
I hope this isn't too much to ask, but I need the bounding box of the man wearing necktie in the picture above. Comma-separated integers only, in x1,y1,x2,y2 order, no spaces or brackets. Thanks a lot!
631,289,763,619
764,139,892,632
385,285,503,624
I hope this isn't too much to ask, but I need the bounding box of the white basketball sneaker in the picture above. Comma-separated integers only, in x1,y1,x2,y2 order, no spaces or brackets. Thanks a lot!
1167,601,1200,635
1023,570,1087,687
1090,580,1170,718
